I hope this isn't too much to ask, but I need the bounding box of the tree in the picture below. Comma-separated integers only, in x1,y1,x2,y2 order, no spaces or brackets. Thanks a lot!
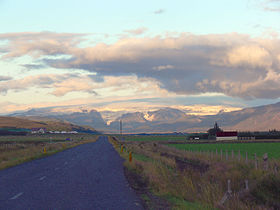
207,122,223,136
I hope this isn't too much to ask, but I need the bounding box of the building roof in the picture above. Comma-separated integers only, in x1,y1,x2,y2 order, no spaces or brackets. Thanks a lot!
216,131,237,137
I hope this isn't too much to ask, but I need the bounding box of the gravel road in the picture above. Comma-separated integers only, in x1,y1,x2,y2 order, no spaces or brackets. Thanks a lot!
0,136,143,210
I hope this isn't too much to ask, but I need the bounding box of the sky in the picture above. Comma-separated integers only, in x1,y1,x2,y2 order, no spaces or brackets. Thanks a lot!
0,0,280,115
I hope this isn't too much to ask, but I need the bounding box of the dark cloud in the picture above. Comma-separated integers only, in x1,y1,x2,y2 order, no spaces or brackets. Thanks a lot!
87,74,105,83
21,64,46,69
48,33,280,99
0,76,12,81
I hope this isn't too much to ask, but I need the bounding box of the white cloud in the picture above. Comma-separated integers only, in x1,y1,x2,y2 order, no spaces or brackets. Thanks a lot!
124,27,148,35
0,32,84,59
262,0,280,11
226,45,272,68
0,73,171,99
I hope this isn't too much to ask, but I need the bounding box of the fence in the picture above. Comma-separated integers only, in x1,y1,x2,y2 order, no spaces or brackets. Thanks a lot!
180,148,279,172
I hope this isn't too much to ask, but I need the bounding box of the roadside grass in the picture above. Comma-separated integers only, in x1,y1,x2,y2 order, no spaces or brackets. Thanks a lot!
0,133,93,142
110,136,280,209
169,142,280,159
0,134,98,170
166,195,214,210
133,153,153,162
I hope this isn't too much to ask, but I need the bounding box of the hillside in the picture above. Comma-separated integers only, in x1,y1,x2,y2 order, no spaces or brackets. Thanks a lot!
0,116,97,133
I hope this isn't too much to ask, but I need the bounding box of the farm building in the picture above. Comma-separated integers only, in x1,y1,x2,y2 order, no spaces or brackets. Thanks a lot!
186,133,208,140
31,127,46,134
216,131,238,141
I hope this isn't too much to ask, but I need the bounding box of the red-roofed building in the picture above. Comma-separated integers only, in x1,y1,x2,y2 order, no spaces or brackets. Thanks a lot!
216,131,238,141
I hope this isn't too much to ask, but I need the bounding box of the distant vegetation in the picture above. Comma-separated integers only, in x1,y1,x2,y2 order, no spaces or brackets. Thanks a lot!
239,130,280,139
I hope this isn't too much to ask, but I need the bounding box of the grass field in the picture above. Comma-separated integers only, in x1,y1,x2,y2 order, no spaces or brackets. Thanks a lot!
0,133,96,142
169,142,280,159
121,135,186,141
0,134,98,170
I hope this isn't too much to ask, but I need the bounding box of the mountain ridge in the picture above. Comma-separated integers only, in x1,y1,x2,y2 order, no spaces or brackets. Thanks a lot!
7,102,280,133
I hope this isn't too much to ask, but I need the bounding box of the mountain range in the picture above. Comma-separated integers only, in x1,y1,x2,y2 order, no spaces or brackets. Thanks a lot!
8,102,280,133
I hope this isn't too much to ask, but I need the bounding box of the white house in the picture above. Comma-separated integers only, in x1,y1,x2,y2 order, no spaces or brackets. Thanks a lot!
31,128,46,134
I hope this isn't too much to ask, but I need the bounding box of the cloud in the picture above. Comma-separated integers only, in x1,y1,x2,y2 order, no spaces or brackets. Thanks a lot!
0,75,12,81
0,73,95,96
52,33,280,99
0,72,170,99
152,65,174,71
179,104,241,116
124,27,148,36
154,9,165,14
0,31,86,59
21,64,46,70
1,32,280,99
262,0,280,11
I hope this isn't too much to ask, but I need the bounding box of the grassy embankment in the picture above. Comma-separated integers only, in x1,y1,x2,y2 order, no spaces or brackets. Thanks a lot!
0,134,98,170
110,135,280,210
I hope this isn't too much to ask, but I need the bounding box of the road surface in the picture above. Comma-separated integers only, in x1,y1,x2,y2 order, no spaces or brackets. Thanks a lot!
0,136,143,210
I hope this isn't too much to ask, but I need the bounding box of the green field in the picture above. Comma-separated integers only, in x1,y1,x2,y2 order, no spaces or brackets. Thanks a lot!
169,142,280,159
122,135,186,141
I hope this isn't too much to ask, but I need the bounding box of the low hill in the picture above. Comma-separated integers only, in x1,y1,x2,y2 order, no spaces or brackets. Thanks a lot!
0,116,97,133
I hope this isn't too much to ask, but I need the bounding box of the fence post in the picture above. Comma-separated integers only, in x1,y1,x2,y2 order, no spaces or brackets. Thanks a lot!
245,152,248,164
245,179,249,191
221,149,223,160
216,148,218,156
274,164,278,174
226,150,228,161
263,153,268,171
129,152,132,162
255,153,258,170
232,150,234,159
219,179,232,205
227,179,232,194
238,150,241,161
